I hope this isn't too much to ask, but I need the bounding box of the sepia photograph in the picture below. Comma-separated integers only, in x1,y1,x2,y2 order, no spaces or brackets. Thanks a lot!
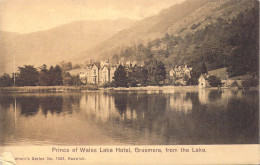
0,0,259,164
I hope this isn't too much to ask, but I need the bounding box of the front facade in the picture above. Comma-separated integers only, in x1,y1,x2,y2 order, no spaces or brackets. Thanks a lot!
100,66,110,84
69,59,143,85
72,61,118,85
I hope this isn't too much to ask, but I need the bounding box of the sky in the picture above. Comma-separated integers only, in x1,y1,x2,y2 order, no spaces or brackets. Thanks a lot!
0,0,185,34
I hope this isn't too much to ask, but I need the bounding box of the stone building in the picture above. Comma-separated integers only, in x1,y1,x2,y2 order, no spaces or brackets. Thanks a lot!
69,60,118,85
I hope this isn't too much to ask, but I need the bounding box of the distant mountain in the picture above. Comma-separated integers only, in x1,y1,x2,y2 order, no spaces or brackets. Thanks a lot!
0,19,135,74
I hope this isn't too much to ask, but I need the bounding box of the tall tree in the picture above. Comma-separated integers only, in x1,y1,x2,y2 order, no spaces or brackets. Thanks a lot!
63,72,72,86
154,61,166,85
200,62,208,74
145,59,166,85
17,65,39,86
53,65,63,85
135,66,148,86
113,65,127,87
38,64,48,86
47,66,55,86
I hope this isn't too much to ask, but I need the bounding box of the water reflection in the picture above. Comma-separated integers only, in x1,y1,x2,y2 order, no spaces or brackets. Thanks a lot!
0,89,258,145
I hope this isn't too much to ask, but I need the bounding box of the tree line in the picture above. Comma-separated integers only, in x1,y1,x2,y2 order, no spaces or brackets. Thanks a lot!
112,59,166,87
0,62,81,87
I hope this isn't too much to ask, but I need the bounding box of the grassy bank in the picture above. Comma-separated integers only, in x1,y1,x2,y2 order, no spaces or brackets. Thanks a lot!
102,85,199,91
0,85,99,93
1,85,257,93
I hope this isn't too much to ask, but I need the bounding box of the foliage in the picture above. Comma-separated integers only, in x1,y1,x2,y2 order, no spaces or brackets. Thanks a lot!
207,75,222,87
190,22,201,30
38,64,63,86
63,72,73,86
127,66,148,87
73,64,81,69
230,81,239,87
53,65,63,85
135,66,148,86
0,74,13,87
103,82,115,88
17,65,39,86
241,77,259,88
71,75,81,86
127,66,138,87
200,62,208,74
60,61,73,71
38,64,49,86
113,65,128,87
145,60,166,85
110,4,258,80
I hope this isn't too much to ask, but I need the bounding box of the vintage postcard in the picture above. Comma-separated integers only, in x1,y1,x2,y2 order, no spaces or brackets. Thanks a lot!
0,0,259,164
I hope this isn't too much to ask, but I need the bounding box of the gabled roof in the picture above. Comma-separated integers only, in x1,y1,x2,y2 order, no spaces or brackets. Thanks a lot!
200,74,208,80
86,62,101,69
101,65,110,70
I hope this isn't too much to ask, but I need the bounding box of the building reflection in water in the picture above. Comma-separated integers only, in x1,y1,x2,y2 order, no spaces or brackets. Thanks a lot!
167,92,193,113
78,90,258,144
0,89,258,145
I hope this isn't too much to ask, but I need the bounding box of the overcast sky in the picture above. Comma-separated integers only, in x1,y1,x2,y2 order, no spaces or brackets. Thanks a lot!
0,0,185,34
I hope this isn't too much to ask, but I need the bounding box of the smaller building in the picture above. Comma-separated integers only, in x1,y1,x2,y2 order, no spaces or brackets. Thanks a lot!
198,74,210,88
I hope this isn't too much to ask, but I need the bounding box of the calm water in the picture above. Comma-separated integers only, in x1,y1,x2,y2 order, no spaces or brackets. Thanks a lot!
0,89,258,145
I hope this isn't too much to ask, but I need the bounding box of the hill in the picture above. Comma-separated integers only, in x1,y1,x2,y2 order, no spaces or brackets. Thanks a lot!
79,0,258,78
0,19,135,74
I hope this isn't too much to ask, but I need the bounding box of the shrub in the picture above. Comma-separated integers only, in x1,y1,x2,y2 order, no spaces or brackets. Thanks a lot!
242,77,259,88
230,81,239,87
207,75,222,87
103,82,115,88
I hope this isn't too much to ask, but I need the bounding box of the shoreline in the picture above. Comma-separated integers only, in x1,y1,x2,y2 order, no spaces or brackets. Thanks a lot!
0,85,258,93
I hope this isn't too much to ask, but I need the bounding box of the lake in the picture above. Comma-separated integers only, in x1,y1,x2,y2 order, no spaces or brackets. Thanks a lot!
0,88,258,145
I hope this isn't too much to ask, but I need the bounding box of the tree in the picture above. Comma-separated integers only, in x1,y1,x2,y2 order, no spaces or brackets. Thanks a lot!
241,77,259,89
113,65,127,87
53,65,63,85
38,64,49,86
17,65,39,86
63,72,72,86
47,66,55,86
0,74,13,87
73,64,81,69
135,66,148,86
154,61,166,85
201,62,208,74
127,66,138,87
145,60,166,85
71,75,81,86
60,61,73,72
207,75,221,87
